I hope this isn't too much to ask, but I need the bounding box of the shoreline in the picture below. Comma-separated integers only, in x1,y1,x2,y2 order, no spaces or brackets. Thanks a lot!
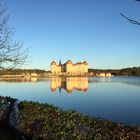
0,96,140,139
1,75,140,82
0,74,113,79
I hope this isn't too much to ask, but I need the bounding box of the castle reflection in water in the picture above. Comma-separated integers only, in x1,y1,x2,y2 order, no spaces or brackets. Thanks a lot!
50,77,88,93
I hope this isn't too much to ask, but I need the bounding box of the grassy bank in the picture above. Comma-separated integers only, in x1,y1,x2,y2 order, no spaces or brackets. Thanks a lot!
0,96,140,140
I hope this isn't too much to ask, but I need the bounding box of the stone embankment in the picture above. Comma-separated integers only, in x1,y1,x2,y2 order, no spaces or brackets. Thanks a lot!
0,96,140,140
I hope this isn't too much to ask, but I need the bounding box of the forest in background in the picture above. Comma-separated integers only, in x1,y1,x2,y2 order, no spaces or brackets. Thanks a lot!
89,67,140,76
0,67,140,76
0,69,46,75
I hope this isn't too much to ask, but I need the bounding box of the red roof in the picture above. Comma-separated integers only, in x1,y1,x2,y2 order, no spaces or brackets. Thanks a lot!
51,61,56,65
76,62,82,65
66,60,72,64
83,61,88,65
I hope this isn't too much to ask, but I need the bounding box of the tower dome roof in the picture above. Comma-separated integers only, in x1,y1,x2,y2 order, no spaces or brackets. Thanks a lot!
66,60,72,64
51,61,56,65
83,61,88,65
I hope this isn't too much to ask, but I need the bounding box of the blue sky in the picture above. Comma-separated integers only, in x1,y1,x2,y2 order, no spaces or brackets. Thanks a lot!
4,0,140,70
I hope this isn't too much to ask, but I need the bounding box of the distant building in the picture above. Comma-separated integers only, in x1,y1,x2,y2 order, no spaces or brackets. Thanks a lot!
99,72,112,77
31,73,38,77
99,73,106,77
106,73,112,77
51,60,88,75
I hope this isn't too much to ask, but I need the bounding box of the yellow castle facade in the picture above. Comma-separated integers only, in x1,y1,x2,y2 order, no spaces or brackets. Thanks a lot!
51,60,88,75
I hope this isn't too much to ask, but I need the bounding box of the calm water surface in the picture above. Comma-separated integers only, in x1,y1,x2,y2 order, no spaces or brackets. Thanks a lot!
0,76,140,125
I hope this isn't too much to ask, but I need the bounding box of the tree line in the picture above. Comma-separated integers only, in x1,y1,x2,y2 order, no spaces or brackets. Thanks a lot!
88,67,140,76
1,67,140,76
0,69,46,75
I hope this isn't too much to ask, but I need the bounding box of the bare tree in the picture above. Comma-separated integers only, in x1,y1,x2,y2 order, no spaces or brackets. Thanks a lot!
120,0,140,26
0,3,28,70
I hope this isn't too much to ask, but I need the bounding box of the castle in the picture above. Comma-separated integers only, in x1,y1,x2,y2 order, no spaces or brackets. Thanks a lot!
51,60,88,75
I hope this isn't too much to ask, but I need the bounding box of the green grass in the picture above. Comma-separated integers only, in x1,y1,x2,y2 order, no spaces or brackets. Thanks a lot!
16,101,140,140
1,96,140,140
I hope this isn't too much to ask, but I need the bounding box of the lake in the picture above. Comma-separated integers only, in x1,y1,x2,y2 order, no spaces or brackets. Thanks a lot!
0,76,140,125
